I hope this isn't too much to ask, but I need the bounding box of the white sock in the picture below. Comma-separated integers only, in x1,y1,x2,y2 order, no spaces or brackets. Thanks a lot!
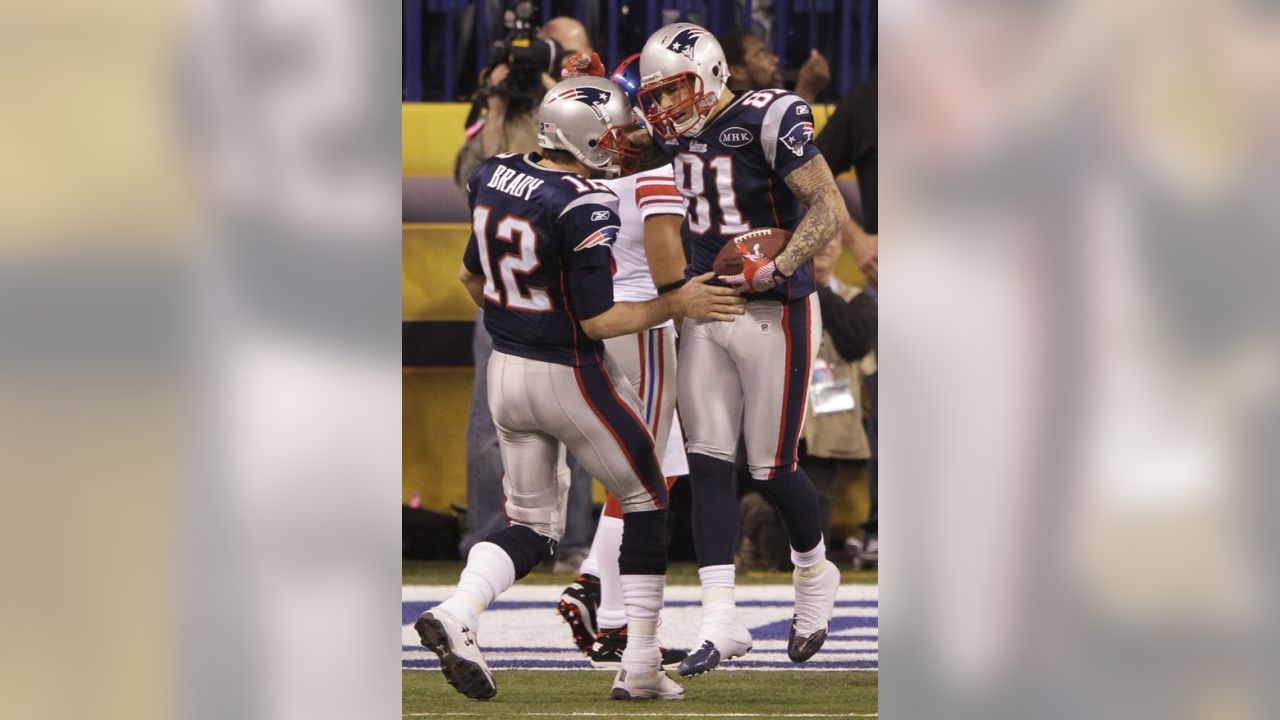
620,574,664,673
592,515,627,630
791,539,827,570
698,564,737,625
438,541,515,625
577,507,607,578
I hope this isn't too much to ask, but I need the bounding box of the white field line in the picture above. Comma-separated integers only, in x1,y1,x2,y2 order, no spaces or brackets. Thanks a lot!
403,584,879,602
405,714,877,718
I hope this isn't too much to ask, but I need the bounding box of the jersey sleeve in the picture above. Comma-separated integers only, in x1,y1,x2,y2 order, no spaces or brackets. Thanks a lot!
760,93,821,179
559,190,621,320
633,169,684,219
462,233,483,275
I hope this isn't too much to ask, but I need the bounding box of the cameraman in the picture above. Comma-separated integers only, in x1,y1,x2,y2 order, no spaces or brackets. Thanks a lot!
453,16,592,190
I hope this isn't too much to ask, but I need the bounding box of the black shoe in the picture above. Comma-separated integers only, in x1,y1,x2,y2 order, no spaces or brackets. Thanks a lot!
557,573,601,654
590,626,689,669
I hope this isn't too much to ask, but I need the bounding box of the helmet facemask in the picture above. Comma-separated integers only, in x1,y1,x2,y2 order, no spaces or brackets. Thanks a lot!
637,72,719,140
595,123,638,177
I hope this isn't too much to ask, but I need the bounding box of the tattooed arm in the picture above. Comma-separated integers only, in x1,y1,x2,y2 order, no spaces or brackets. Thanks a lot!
775,155,851,277
626,128,671,172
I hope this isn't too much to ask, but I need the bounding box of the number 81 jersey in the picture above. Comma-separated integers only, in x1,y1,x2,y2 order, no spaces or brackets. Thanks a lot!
462,152,621,367
657,89,820,302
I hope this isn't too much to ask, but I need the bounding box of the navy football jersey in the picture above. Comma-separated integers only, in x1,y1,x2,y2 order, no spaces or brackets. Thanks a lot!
656,89,821,301
462,152,621,367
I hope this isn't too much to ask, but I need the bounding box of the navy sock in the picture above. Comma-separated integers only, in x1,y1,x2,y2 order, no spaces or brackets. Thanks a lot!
619,509,668,575
484,524,556,580
688,453,740,567
749,467,823,553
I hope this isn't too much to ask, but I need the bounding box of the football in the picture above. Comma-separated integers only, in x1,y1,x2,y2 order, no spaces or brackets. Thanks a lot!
712,227,793,277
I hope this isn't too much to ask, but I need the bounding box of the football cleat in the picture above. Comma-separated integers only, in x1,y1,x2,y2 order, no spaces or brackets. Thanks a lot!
589,626,689,669
414,606,497,700
676,617,752,677
609,668,685,701
556,573,601,654
789,559,841,662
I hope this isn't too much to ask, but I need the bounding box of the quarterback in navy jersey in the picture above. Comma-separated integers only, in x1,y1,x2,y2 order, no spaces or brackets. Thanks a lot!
630,23,853,677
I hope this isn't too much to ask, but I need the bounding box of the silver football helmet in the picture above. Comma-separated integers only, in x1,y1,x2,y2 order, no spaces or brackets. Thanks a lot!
537,76,635,177
637,22,729,139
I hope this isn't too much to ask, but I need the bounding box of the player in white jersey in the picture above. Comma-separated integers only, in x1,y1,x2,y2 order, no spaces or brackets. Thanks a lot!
555,55,693,668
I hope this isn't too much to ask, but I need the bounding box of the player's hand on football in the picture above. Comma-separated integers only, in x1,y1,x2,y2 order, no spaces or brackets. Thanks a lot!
720,255,786,293
677,272,747,321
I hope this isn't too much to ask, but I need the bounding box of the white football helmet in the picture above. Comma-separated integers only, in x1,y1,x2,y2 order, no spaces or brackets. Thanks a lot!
637,23,730,139
537,76,635,177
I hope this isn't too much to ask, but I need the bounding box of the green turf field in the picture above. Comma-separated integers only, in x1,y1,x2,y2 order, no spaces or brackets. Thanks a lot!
404,668,878,717
404,559,878,586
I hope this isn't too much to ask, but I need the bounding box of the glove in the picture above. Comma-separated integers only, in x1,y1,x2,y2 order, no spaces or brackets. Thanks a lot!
561,51,606,79
721,250,787,293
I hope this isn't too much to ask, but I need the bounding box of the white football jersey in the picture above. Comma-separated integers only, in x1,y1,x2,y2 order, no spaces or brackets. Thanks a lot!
601,166,685,312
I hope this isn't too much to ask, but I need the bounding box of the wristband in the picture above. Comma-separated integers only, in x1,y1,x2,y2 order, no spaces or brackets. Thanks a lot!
656,279,687,295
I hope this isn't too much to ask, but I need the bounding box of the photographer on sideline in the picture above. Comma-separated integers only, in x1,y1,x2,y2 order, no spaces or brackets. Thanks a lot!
453,15,593,190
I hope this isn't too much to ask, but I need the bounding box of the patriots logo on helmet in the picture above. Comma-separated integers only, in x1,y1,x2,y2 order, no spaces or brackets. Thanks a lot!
780,122,814,157
555,86,612,108
664,27,706,60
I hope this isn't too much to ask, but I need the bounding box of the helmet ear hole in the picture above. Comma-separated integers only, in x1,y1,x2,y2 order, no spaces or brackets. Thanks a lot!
712,65,720,76
588,139,598,147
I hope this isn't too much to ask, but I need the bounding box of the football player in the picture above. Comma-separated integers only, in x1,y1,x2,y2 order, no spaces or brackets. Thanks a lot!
630,23,852,676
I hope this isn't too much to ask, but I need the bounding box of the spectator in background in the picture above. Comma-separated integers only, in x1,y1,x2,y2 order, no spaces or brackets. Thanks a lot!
815,74,878,561
803,237,877,545
540,16,591,56
718,30,830,104
815,74,878,285
455,18,598,571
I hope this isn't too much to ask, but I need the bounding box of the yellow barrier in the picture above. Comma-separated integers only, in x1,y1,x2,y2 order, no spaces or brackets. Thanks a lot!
403,223,478,321
403,103,471,177
403,367,474,510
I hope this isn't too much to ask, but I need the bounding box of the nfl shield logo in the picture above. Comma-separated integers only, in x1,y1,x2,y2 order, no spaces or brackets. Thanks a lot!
760,323,771,333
